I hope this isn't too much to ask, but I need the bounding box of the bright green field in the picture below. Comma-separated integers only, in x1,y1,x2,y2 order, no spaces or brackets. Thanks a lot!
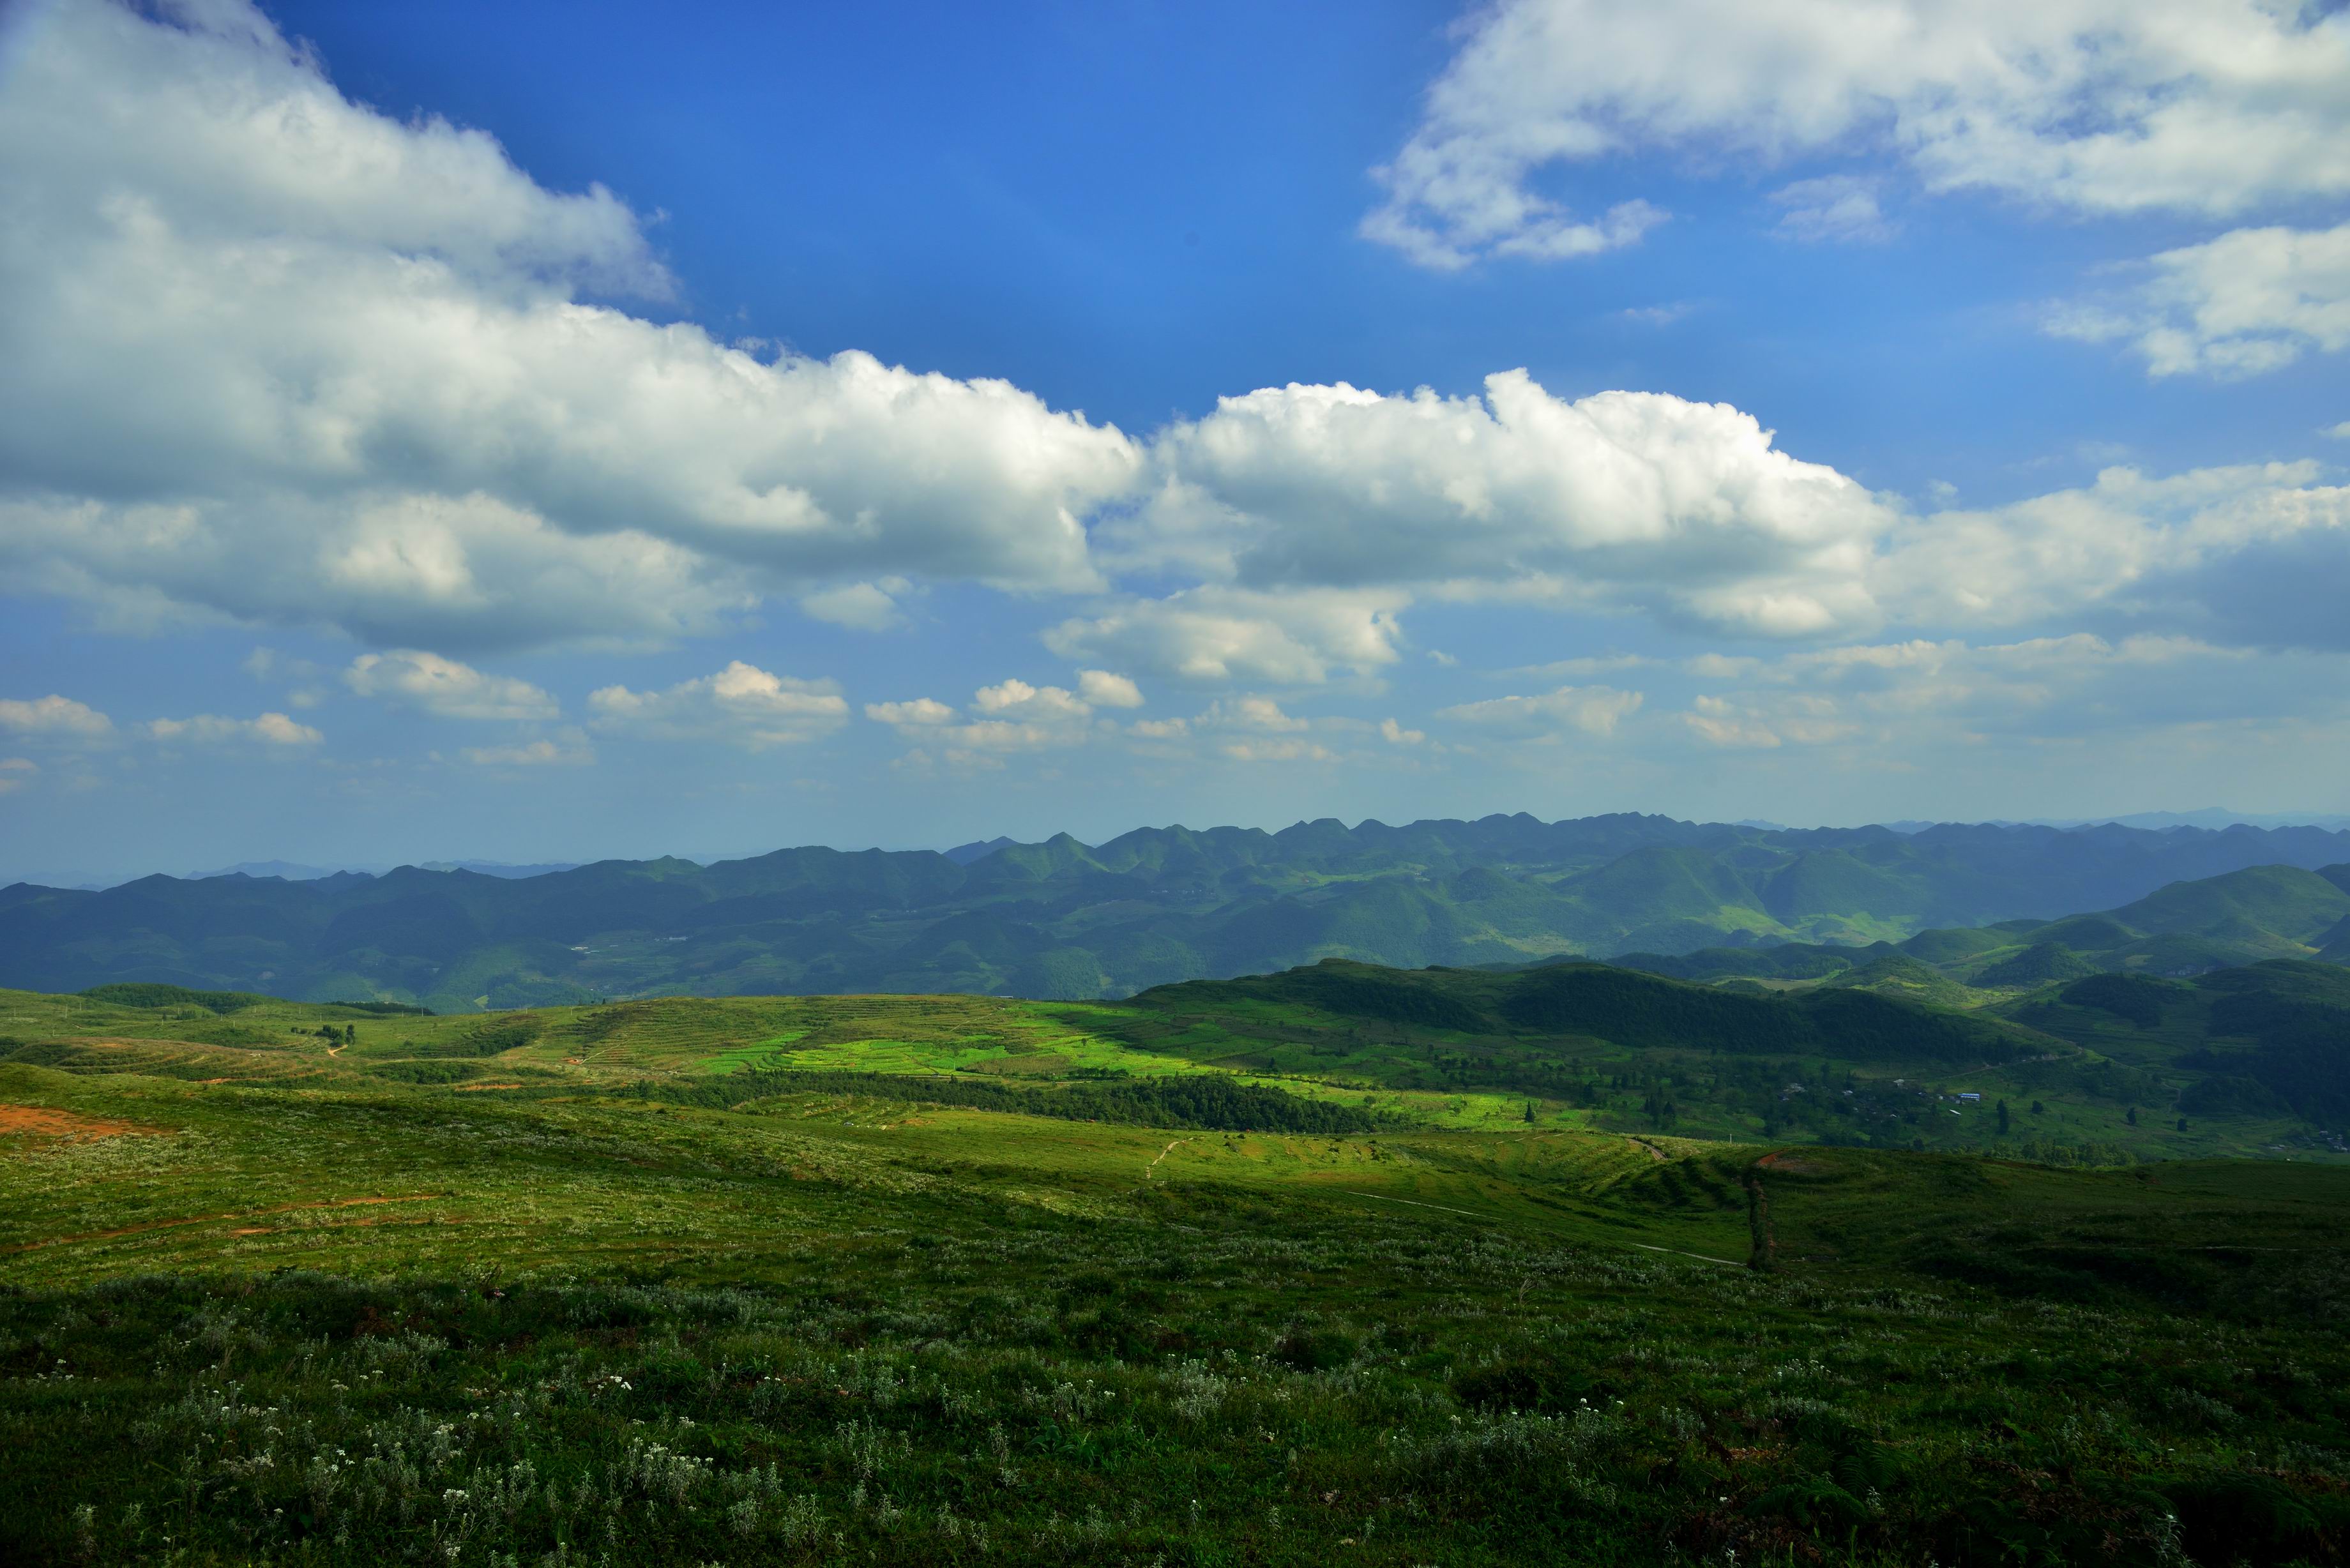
4,983,2350,1565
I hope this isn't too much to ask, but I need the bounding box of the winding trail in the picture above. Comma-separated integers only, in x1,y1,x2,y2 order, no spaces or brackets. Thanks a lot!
1342,1190,1493,1219
1144,1137,1194,1178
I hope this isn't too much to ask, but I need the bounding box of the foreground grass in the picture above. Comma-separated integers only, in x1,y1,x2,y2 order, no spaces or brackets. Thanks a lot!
3,1061,2350,1565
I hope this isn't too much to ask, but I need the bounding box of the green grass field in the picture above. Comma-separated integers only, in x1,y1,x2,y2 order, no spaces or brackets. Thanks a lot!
4,981,2349,1565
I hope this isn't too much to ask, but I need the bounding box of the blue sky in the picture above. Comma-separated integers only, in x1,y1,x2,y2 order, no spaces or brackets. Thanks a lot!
1,0,2347,883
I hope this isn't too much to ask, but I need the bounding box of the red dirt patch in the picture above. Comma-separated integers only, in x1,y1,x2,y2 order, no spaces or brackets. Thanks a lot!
0,1103,167,1140
1757,1150,1826,1173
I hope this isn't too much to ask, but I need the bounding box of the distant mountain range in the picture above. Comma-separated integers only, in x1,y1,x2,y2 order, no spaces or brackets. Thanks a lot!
185,859,582,882
5,813,2349,1012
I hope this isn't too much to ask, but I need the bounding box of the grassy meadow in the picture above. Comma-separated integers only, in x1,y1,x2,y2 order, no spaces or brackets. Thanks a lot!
3,980,2349,1565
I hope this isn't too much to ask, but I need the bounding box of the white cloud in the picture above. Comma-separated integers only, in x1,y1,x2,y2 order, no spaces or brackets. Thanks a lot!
9,0,2349,721
589,661,847,749
1128,717,1188,739
863,697,956,727
800,580,909,632
1364,0,2350,268
868,679,1093,754
1045,587,1407,684
1437,684,1645,737
972,679,1091,721
1685,692,1855,748
1128,372,1892,638
1873,463,2350,645
147,711,322,746
462,730,593,767
1672,633,2310,752
344,649,558,720
0,757,35,795
1379,718,1427,746
1205,696,1308,733
1618,302,1697,327
1220,737,1335,764
0,695,113,737
0,1,1138,651
1075,669,1144,708
2049,222,2350,379
1770,176,1894,244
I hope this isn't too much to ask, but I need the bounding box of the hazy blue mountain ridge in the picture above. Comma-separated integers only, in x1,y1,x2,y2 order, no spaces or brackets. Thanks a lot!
3,813,2347,1011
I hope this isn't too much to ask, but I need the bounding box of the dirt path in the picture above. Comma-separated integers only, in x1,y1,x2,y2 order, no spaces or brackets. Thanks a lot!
1343,1189,1493,1219
1144,1137,1194,1177
6,1194,443,1254
0,1104,167,1140
1626,1136,1669,1162
1627,1241,1741,1267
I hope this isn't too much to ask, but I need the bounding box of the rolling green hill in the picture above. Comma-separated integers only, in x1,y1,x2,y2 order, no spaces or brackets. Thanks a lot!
1625,861,2350,996
6,814,2349,1012
3,972,2349,1565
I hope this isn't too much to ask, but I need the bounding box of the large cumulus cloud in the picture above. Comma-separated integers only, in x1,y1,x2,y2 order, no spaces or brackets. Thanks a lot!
0,0,1139,651
1123,372,1893,639
1364,0,2350,269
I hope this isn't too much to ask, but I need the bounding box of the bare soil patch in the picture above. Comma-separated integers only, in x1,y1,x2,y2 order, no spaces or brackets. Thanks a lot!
0,1103,167,1141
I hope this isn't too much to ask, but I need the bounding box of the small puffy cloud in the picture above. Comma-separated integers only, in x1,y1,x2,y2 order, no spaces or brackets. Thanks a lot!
1047,587,1407,684
1076,669,1144,708
344,649,559,720
2048,222,2350,379
1206,696,1308,733
148,711,322,746
0,695,112,737
872,679,1091,754
1685,695,1782,748
2327,421,2350,441
1128,717,1188,739
1438,684,1644,737
1684,693,1854,748
462,729,593,767
0,757,35,795
800,579,909,632
863,697,956,727
1363,0,2350,269
973,679,1091,721
1379,718,1427,746
589,661,847,749
1770,176,1894,244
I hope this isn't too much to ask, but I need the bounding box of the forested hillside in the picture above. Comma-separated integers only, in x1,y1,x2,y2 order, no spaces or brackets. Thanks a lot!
1625,861,2350,988
3,813,2346,1011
